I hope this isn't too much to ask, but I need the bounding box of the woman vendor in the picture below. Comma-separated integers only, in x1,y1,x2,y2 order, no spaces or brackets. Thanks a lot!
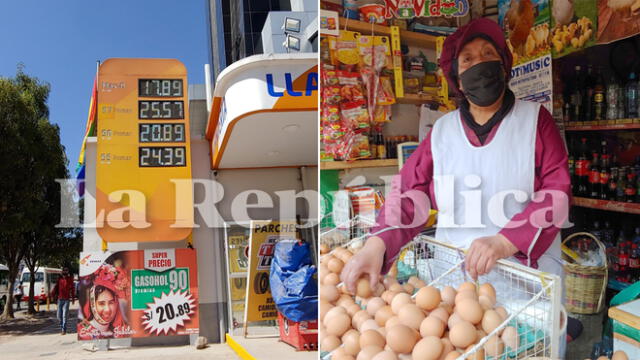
340,18,580,343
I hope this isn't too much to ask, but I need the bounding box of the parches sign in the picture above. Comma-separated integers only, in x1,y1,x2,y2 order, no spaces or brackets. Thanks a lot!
77,249,198,340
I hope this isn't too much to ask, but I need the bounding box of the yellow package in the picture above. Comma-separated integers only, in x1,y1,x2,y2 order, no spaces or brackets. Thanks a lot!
357,35,391,70
336,30,360,65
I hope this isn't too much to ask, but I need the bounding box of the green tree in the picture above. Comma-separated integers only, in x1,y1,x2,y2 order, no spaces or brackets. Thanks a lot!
0,67,71,319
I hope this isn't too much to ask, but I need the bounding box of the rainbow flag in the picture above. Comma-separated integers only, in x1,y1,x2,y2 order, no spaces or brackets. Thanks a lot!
76,77,97,172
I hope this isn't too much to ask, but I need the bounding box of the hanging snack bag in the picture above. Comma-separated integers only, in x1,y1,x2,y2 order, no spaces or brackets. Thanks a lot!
337,71,365,102
323,85,342,104
341,100,370,131
336,30,360,66
321,104,341,125
373,105,392,124
357,35,391,71
322,66,339,86
348,133,372,160
377,76,396,105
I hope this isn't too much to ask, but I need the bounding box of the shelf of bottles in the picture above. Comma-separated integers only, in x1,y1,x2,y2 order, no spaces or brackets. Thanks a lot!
572,197,640,214
565,121,640,131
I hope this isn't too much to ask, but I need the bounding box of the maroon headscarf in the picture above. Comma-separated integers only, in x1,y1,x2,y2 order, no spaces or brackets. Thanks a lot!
440,18,513,96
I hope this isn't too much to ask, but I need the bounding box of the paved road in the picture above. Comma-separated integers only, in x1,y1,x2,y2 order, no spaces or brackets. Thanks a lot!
0,304,239,360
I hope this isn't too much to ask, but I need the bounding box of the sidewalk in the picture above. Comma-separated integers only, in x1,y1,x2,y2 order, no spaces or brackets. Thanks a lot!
226,325,317,360
0,303,239,360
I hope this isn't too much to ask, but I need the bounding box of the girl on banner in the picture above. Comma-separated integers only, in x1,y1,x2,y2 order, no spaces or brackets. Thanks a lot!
78,263,132,340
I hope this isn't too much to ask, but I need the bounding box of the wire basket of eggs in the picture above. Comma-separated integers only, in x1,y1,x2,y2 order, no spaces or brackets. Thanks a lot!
319,233,564,360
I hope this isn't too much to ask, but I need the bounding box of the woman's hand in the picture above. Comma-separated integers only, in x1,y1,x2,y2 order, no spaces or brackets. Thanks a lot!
340,236,386,294
465,234,518,280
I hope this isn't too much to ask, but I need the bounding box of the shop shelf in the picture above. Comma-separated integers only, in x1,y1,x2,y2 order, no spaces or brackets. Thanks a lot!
396,93,440,105
338,17,437,49
572,196,640,214
564,119,640,131
320,158,399,170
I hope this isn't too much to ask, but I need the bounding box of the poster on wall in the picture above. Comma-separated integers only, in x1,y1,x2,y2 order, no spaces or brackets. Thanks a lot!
597,0,640,43
224,223,250,330
77,249,198,340
509,54,554,112
498,0,551,65
244,220,297,328
550,0,597,57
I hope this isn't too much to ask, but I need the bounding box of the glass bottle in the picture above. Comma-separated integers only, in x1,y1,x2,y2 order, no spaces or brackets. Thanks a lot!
627,72,639,118
607,75,619,120
593,68,606,121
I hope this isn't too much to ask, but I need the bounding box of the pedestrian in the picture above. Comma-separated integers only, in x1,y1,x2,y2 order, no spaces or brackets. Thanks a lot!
50,267,75,335
14,281,23,311
339,18,579,355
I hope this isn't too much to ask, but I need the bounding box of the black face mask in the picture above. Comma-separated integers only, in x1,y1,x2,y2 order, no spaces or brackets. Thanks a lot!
459,60,506,107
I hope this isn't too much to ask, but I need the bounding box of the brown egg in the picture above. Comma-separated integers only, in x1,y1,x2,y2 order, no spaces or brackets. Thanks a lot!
412,336,443,360
483,335,504,357
612,350,629,360
402,283,415,294
324,272,341,286
415,286,441,311
456,298,484,325
320,243,330,254
478,295,495,310
385,316,402,330
321,334,341,351
342,329,361,355
419,316,445,338
357,345,384,360
381,291,396,304
447,312,463,329
476,329,487,340
386,325,417,354
458,282,477,293
441,286,457,305
449,321,477,348
481,309,503,334
321,284,340,303
328,257,345,274
371,350,398,360
327,312,352,337
337,294,356,307
347,303,363,317
325,306,347,325
501,326,518,349
367,297,387,316
478,283,496,299
361,319,380,333
375,306,395,327
495,306,509,321
376,327,387,338
443,351,462,360
441,338,454,357
439,302,454,315
455,290,478,305
390,293,412,314
320,300,332,322
389,283,404,293
360,329,386,349
398,304,425,330
321,254,335,266
464,345,484,360
383,276,398,289
334,354,356,360
429,307,450,324
353,310,372,329
357,277,374,298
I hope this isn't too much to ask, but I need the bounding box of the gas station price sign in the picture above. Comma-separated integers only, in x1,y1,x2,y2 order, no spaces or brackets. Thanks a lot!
96,59,193,243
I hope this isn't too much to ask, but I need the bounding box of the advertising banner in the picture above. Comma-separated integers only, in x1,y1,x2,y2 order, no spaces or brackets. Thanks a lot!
550,0,597,58
224,224,251,329
244,221,297,325
509,54,554,112
77,249,198,340
597,0,640,43
498,0,551,65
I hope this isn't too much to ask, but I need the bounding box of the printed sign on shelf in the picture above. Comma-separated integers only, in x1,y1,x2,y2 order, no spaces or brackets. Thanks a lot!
77,249,198,340
244,220,297,324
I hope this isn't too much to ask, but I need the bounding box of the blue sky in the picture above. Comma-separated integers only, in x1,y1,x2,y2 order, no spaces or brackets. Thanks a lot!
0,1,209,175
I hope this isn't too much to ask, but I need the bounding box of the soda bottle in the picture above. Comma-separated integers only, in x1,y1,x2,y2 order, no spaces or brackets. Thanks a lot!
600,153,611,199
589,153,600,198
607,75,619,120
603,220,616,247
626,173,637,202
627,72,639,118
630,244,640,282
576,138,590,196
617,167,627,201
633,227,640,245
618,241,629,281
609,167,619,200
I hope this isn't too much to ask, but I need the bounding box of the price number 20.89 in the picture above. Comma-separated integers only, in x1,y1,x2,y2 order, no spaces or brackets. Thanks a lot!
155,302,191,324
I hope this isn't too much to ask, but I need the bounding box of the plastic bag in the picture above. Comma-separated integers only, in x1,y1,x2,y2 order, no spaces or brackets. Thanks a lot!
269,240,318,322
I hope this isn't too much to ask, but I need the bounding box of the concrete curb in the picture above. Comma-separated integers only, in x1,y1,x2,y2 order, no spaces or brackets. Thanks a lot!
225,333,256,360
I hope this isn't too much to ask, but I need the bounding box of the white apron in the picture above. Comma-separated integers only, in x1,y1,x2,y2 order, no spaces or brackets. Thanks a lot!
430,99,563,278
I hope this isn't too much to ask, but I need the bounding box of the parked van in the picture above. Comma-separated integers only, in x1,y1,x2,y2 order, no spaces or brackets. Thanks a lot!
21,267,62,303
0,264,8,308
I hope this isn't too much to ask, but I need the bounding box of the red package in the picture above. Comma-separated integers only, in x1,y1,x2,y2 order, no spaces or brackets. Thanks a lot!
322,67,339,86
321,104,341,125
322,86,342,104
340,101,370,131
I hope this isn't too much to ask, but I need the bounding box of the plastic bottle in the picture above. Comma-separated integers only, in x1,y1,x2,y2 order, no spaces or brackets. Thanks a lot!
627,72,638,118
607,75,619,120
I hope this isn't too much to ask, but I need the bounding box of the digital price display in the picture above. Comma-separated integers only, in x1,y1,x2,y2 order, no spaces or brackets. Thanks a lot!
139,101,184,119
139,147,186,167
139,123,185,143
96,59,193,243
139,79,183,97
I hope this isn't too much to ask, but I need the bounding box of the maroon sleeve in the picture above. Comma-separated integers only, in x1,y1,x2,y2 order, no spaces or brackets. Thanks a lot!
371,130,435,274
499,106,571,268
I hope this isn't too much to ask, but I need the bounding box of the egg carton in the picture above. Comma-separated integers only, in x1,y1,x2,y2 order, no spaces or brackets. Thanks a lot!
399,235,564,360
